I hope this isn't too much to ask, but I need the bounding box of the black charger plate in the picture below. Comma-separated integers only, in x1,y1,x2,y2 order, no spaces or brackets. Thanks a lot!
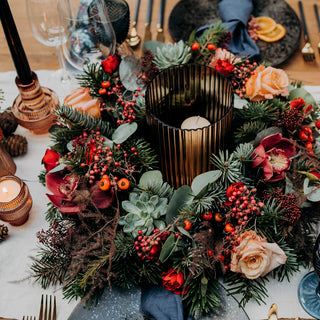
168,0,301,66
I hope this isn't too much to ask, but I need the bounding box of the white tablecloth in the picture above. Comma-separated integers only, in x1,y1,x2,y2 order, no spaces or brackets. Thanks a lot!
0,70,319,320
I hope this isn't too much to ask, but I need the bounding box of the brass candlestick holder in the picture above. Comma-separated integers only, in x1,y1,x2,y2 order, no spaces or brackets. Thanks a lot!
11,72,59,135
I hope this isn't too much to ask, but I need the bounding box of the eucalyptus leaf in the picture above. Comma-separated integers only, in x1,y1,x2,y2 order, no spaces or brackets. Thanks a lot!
289,87,317,107
166,185,192,224
112,122,137,144
154,220,166,230
48,163,67,173
159,233,179,263
139,170,163,188
176,225,193,240
119,55,142,92
304,178,320,202
191,170,222,195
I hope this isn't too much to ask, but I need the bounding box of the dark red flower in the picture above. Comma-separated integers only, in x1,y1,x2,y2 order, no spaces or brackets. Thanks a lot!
252,133,295,182
101,54,120,74
42,149,60,172
315,119,320,130
161,268,188,295
214,59,234,77
289,97,305,110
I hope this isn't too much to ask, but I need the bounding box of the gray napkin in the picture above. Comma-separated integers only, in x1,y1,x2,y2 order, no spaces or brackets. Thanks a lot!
197,0,260,58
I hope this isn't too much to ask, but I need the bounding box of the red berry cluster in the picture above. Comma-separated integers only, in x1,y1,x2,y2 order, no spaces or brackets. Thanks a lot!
278,107,304,134
263,188,301,224
67,130,138,185
135,229,170,260
139,49,160,84
231,60,258,98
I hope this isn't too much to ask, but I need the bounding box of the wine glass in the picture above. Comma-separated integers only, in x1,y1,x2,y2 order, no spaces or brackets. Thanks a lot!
298,232,320,318
26,0,72,83
57,0,116,73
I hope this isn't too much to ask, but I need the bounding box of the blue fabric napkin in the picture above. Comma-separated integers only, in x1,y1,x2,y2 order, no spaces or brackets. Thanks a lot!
141,286,192,320
196,0,260,58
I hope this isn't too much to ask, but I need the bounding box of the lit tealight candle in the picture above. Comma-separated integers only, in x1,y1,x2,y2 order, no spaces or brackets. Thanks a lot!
181,116,210,130
0,176,32,226
0,178,21,202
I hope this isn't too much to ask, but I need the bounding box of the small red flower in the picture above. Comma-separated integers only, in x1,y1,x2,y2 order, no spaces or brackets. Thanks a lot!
214,59,234,77
161,268,188,295
101,54,120,74
315,119,320,129
289,97,305,110
42,149,60,172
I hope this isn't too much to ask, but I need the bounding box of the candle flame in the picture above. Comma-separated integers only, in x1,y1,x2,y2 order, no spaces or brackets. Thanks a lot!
2,187,8,194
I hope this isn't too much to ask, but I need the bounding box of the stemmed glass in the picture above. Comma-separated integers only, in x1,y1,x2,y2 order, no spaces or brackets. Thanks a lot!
26,0,72,83
298,232,320,318
57,0,116,73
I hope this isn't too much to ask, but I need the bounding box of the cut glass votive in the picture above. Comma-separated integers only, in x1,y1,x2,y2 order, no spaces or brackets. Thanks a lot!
145,64,234,188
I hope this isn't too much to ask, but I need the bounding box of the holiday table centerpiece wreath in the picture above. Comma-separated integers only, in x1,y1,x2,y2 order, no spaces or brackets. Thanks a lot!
31,23,320,318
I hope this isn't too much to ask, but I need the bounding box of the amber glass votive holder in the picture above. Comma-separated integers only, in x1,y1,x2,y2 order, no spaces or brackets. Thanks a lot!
145,64,234,188
0,175,33,226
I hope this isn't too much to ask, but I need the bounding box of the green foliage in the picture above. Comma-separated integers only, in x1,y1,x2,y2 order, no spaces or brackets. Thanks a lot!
153,40,192,70
183,273,221,317
234,121,268,144
76,63,106,97
119,190,168,237
224,273,269,307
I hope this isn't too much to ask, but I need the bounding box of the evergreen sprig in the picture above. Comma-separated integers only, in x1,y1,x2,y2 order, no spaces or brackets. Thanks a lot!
224,273,269,307
234,121,268,144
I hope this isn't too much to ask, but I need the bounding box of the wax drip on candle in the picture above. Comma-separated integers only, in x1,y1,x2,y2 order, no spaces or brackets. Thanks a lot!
181,116,211,130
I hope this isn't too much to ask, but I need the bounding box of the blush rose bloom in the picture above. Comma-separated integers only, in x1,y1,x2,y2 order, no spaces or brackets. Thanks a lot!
231,230,287,279
252,133,295,182
245,65,289,102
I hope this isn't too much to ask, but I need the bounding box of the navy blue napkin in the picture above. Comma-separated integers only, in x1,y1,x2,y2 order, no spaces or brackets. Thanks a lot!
141,286,192,320
196,0,260,58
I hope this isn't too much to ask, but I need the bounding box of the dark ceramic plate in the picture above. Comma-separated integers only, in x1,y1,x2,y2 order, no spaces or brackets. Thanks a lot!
168,0,301,66
67,284,250,320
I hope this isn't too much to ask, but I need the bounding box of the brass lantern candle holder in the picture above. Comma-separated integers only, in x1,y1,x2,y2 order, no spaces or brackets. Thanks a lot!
145,64,234,188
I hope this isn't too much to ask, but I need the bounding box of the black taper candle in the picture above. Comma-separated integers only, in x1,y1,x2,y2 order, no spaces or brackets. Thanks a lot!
0,0,33,85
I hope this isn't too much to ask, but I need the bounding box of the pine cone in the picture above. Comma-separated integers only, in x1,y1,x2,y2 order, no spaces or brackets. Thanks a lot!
0,110,18,136
3,134,28,157
0,224,8,242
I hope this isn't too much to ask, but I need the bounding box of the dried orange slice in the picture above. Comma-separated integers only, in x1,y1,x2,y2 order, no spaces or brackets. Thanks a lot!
258,24,286,42
256,16,277,34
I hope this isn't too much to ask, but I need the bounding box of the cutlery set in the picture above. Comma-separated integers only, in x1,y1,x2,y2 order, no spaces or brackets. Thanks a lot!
126,0,166,47
298,1,319,62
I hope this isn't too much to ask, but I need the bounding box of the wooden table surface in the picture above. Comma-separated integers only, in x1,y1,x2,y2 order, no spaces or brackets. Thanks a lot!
0,1,318,320
1,0,320,85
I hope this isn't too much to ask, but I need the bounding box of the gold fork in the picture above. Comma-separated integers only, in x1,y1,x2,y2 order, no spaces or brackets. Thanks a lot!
298,1,316,62
38,295,57,320
314,4,320,53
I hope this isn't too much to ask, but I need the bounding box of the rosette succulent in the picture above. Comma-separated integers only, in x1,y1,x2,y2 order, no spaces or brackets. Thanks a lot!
119,191,168,237
153,40,192,71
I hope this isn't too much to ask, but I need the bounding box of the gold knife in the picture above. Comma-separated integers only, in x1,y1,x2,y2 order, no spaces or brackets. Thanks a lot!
143,0,153,43
156,0,165,42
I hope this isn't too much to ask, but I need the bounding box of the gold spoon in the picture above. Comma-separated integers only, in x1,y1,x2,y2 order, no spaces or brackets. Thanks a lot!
126,0,141,47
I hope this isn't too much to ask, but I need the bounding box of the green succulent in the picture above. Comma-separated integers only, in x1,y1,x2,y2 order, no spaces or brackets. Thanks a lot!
153,40,192,71
119,191,168,237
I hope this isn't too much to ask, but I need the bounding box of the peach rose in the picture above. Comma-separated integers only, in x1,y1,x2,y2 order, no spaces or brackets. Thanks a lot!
245,66,289,102
64,87,100,118
230,230,287,279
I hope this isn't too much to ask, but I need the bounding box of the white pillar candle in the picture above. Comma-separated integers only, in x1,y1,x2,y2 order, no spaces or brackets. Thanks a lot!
0,178,21,202
181,116,210,130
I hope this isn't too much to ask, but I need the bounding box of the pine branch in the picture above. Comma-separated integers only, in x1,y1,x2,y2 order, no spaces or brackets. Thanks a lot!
234,121,268,144
56,105,114,137
183,273,221,317
224,273,269,307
